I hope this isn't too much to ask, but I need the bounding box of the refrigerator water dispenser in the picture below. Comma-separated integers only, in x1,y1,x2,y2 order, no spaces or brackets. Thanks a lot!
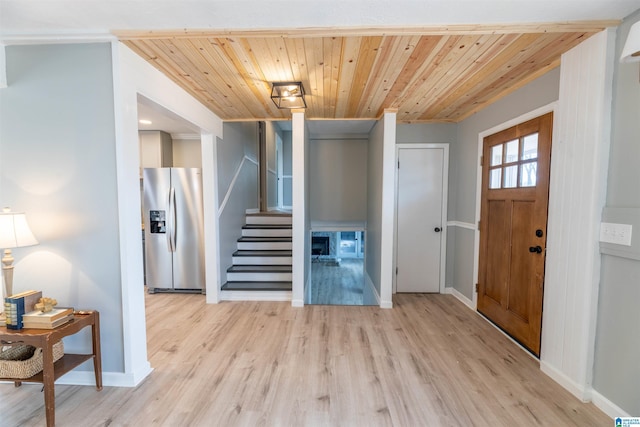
149,210,166,233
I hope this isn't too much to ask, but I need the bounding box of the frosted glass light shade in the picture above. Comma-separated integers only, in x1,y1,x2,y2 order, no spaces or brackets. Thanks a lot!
621,21,640,63
0,210,38,248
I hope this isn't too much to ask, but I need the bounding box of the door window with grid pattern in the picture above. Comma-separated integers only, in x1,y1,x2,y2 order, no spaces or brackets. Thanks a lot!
488,133,538,189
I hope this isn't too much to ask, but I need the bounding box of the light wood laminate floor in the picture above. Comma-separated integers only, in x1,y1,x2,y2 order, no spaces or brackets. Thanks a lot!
309,259,368,306
1,293,610,426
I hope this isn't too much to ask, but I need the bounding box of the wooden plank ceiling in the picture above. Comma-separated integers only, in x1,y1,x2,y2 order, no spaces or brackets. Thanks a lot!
117,22,615,123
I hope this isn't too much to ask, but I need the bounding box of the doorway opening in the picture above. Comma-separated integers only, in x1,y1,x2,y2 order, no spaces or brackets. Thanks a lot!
307,230,374,306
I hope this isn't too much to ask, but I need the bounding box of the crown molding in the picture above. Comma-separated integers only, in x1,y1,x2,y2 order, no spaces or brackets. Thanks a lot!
0,32,116,46
171,133,201,141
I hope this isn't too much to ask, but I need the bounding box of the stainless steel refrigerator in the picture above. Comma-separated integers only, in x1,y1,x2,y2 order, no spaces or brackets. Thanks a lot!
143,168,205,293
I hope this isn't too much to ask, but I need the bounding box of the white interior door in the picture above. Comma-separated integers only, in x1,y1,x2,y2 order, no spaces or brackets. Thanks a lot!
395,146,447,293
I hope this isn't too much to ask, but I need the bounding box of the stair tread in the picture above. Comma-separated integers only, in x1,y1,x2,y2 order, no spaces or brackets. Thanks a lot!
233,250,292,257
227,265,292,272
222,281,292,291
238,237,292,242
242,224,292,229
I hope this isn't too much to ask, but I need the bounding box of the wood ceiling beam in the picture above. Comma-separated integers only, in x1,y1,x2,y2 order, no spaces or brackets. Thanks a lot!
114,20,619,40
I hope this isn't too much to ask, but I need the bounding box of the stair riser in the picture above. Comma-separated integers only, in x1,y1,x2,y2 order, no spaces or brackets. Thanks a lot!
242,229,292,237
245,216,292,225
227,272,293,282
232,256,293,265
237,242,292,250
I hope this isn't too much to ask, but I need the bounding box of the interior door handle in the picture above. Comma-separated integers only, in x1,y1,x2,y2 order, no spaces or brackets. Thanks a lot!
434,227,442,233
529,246,543,254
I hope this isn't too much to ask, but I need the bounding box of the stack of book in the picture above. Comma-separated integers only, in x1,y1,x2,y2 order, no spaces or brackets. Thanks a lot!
4,290,42,330
22,307,74,329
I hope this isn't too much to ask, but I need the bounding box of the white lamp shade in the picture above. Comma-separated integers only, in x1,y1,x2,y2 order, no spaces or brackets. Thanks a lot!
0,211,38,248
621,21,640,63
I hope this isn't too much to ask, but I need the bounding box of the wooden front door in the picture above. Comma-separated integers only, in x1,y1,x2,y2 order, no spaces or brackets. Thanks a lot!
477,113,552,356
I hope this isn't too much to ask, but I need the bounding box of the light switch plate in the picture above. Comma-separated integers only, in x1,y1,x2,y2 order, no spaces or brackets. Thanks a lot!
600,222,633,246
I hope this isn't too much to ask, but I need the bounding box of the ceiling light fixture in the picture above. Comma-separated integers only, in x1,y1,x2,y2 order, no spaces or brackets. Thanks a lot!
621,21,640,63
271,82,307,109
139,119,152,125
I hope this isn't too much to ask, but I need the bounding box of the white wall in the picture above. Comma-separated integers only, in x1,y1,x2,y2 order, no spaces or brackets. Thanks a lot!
113,41,223,383
4,2,637,33
291,111,308,306
309,138,368,222
541,28,615,404
0,43,124,372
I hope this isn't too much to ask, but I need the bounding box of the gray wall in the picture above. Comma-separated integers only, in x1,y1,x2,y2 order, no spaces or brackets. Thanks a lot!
366,120,385,296
396,123,456,144
265,121,278,208
592,10,640,415
455,67,561,223
217,122,258,281
396,123,457,217
291,115,307,304
449,67,561,300
282,130,293,207
0,43,124,371
396,123,457,291
309,139,368,222
217,122,257,205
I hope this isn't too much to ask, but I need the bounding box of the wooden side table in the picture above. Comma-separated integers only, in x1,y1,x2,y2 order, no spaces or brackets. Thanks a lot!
0,311,102,427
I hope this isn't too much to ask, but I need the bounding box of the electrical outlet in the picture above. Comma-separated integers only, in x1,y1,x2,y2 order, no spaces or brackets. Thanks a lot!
600,222,633,246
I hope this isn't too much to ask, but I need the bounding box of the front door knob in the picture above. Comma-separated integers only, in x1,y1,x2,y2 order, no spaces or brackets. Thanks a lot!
529,246,543,254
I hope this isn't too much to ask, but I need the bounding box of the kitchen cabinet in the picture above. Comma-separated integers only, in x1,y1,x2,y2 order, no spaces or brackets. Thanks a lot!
139,130,173,169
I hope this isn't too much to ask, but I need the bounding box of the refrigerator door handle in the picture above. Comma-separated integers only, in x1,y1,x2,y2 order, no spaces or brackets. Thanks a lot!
167,187,177,252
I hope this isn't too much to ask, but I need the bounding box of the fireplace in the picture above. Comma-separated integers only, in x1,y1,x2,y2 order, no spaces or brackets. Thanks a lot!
312,236,330,256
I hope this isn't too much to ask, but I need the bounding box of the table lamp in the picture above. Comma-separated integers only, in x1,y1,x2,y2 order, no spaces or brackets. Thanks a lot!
0,207,38,301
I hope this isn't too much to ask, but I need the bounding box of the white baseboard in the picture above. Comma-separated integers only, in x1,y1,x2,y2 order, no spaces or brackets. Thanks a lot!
591,389,631,418
364,272,381,306
540,360,591,402
56,365,154,387
446,285,629,417
291,299,304,307
446,221,477,231
220,290,292,301
380,300,393,309
444,286,475,309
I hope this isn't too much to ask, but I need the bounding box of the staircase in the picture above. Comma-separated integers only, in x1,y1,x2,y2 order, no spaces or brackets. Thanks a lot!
221,211,292,293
